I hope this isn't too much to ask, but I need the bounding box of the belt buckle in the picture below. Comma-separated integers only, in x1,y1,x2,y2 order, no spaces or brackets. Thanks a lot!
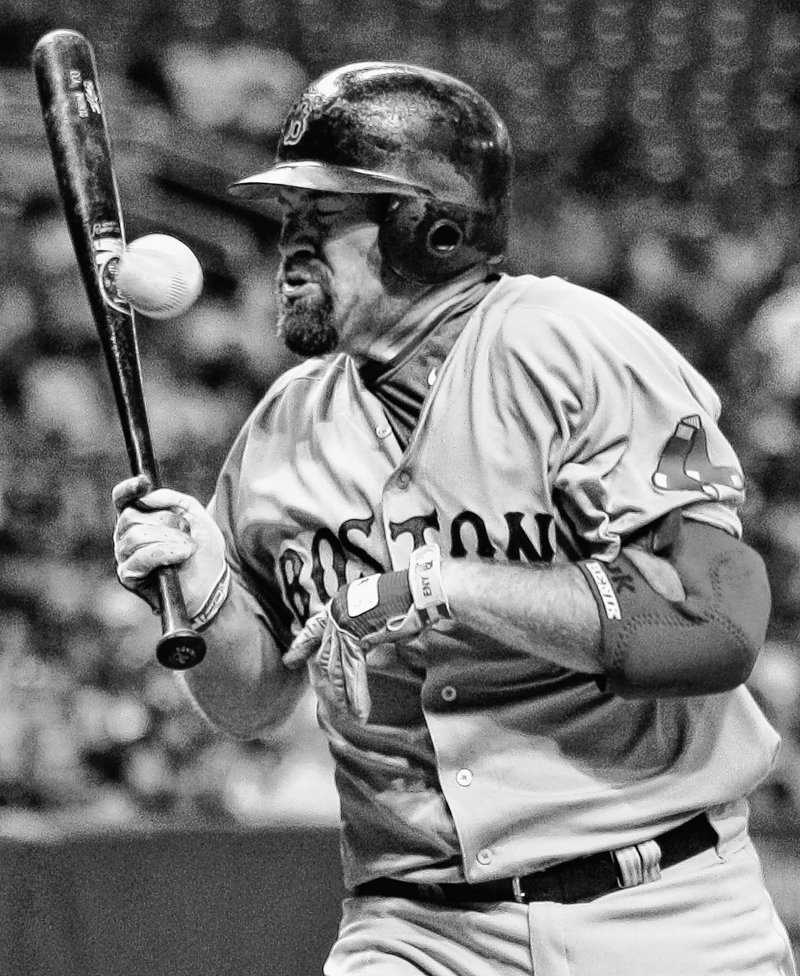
612,839,662,889
511,876,528,904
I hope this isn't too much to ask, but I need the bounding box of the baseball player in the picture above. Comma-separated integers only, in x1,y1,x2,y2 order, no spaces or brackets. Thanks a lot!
113,64,797,975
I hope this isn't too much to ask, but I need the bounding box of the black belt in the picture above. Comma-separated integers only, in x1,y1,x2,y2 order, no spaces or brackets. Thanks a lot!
352,813,717,906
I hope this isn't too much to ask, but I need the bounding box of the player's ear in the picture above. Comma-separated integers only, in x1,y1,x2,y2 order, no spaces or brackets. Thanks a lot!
379,196,482,284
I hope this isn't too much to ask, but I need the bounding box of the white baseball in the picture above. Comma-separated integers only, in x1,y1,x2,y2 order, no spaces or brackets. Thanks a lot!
115,234,203,319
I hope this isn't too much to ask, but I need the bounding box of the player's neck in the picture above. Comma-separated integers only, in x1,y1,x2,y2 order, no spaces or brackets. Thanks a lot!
352,265,496,366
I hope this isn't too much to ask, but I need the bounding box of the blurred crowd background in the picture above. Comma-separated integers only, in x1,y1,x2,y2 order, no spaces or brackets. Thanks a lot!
1,0,800,839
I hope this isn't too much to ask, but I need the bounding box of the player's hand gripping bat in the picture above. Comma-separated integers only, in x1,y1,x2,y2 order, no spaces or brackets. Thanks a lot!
32,29,206,670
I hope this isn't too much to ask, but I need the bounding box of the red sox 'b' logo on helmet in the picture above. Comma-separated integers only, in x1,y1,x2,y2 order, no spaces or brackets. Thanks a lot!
283,101,312,146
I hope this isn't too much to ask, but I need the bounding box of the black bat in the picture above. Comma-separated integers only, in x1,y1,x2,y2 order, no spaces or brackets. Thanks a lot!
32,29,206,670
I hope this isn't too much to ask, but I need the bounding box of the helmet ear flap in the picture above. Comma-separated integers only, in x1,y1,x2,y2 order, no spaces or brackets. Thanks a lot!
380,197,483,284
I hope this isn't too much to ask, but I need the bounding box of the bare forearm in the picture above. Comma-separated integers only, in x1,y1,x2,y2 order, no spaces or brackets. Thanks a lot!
441,559,603,673
180,576,306,738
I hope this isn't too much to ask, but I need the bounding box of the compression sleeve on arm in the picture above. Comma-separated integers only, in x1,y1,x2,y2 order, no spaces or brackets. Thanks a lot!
576,514,771,698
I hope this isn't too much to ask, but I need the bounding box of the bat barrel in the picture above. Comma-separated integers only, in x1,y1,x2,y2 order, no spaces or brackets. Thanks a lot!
32,30,124,327
33,29,206,670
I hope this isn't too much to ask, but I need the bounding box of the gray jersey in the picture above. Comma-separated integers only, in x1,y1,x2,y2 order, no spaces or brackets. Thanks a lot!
210,273,778,888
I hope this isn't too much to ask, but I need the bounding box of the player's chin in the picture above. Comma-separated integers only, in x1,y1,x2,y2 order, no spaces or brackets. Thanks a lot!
277,297,339,357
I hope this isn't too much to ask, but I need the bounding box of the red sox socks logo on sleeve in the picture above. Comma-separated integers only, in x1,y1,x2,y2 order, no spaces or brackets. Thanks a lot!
652,415,744,499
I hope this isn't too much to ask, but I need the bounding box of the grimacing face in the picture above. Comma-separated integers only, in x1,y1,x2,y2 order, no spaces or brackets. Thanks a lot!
274,188,419,357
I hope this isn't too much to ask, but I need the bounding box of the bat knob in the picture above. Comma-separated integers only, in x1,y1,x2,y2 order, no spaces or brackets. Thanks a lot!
156,629,206,670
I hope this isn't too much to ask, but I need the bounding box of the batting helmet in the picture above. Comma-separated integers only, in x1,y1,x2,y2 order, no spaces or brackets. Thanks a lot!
228,62,513,283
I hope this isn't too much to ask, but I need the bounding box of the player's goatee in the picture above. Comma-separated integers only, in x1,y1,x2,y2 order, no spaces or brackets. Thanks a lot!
276,289,338,356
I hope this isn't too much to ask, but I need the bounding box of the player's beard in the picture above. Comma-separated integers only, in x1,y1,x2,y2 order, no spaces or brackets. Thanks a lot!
276,275,339,357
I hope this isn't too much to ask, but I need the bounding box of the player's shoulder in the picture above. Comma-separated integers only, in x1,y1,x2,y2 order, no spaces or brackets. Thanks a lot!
483,273,681,367
264,354,345,400
273,357,325,385
486,273,646,340
243,354,348,430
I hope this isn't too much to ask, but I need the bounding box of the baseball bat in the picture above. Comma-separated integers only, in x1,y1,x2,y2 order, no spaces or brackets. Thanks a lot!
32,29,206,670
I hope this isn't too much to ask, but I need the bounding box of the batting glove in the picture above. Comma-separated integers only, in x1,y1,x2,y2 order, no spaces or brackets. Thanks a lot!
283,544,451,723
112,475,230,630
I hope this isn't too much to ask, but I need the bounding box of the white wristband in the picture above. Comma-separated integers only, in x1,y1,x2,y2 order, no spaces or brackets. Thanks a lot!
190,563,231,631
408,543,451,625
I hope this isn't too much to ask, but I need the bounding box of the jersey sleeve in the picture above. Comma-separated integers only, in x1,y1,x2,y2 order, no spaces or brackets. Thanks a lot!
207,398,296,648
501,289,744,559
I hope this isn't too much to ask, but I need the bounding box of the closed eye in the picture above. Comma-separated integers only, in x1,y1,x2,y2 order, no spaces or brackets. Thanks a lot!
314,203,346,218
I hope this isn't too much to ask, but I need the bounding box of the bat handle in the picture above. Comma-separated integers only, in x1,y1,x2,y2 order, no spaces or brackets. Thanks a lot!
155,566,206,670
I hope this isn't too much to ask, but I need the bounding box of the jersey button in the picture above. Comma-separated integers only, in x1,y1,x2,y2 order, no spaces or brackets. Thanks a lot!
456,768,472,787
375,424,392,439
396,470,411,489
441,685,457,703
477,849,492,865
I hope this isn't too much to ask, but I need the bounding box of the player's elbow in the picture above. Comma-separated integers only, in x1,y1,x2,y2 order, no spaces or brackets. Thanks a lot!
607,630,761,699
215,716,286,740
722,652,759,692
717,623,765,690
196,699,300,740
595,524,772,700
704,543,772,692
715,646,760,692
179,668,307,739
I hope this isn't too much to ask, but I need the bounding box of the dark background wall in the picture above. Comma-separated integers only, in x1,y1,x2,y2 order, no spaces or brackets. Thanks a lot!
0,827,344,976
